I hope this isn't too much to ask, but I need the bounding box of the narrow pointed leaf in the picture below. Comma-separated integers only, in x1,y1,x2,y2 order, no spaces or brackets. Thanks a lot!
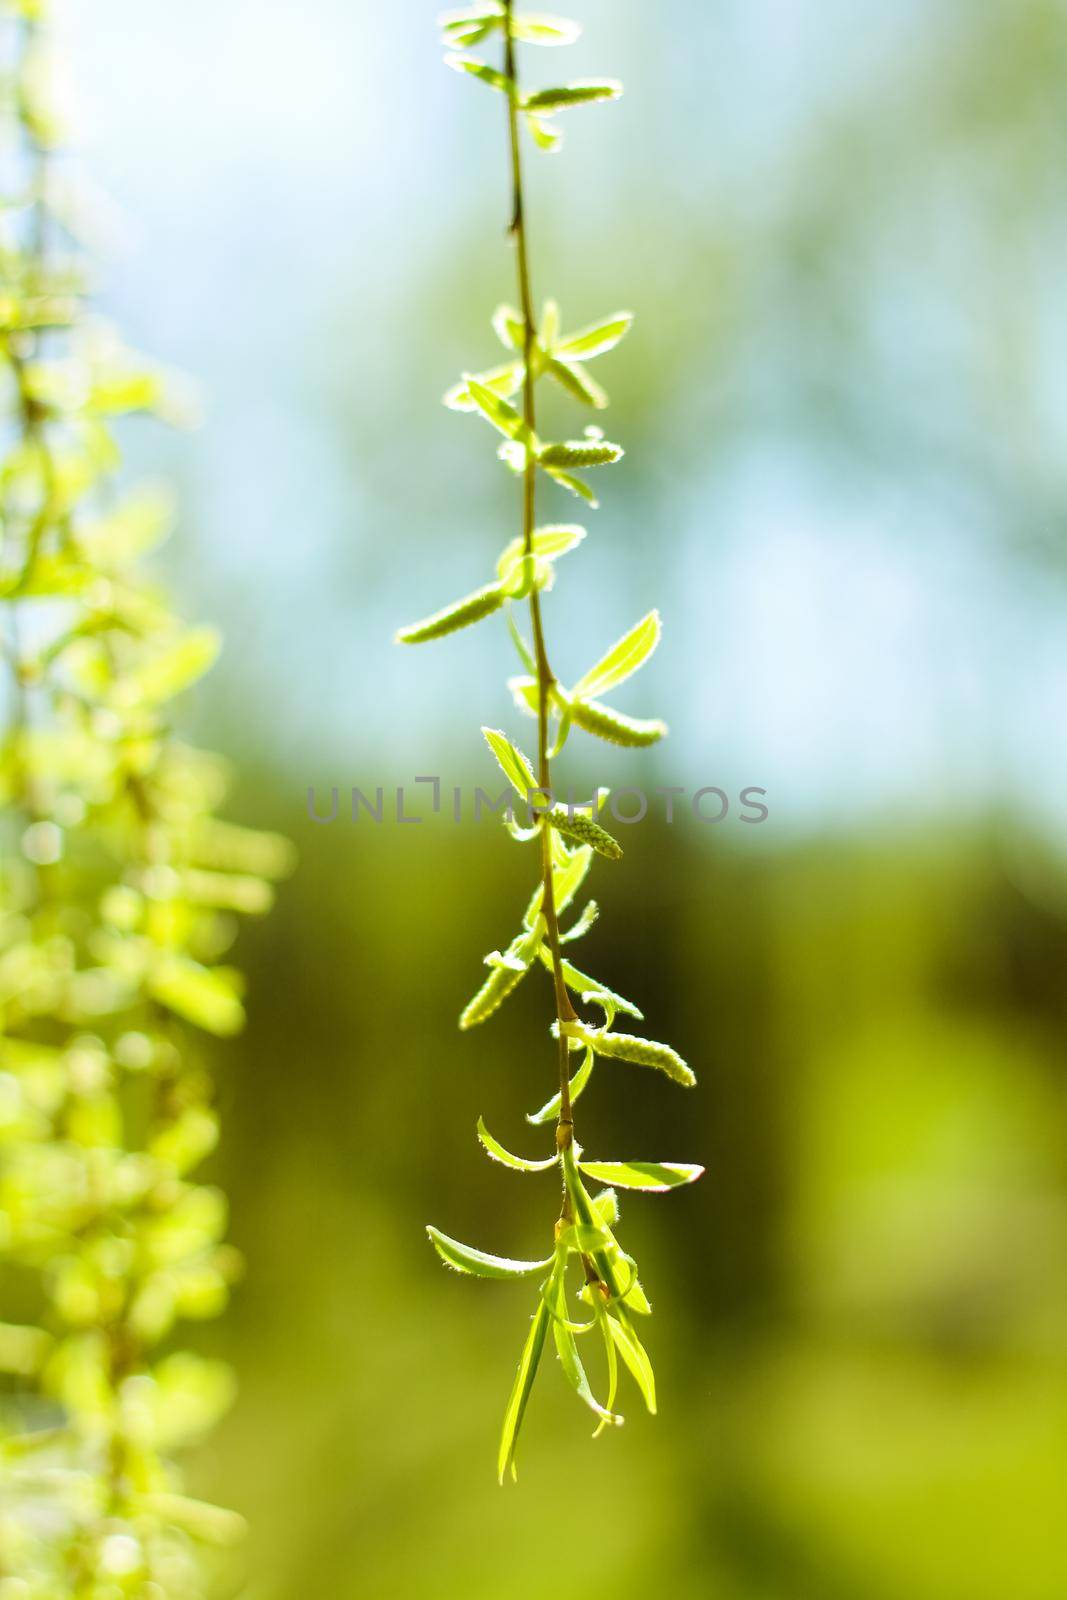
445,53,514,95
427,1227,553,1280
547,357,609,408
543,464,597,504
499,1298,551,1483
496,523,585,578
594,1302,619,1437
554,313,633,361
511,13,581,46
526,112,563,152
559,898,598,943
547,956,643,1020
466,377,534,443
477,1116,558,1173
607,1313,656,1413
527,1044,595,1125
573,610,661,700
491,303,526,350
523,841,593,927
444,362,521,412
577,1160,705,1192
551,1272,621,1426
482,726,537,802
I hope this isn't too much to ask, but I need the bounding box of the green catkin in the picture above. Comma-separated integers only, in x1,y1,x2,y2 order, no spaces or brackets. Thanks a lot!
569,698,668,747
402,1,702,1482
0,6,287,1592
578,1028,696,1089
396,580,505,643
546,805,623,860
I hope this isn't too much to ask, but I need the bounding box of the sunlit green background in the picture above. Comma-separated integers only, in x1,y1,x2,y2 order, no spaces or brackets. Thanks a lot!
58,0,1067,1594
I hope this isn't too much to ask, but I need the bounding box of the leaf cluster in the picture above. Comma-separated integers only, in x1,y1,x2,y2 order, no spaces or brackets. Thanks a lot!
398,4,703,1480
0,8,289,1593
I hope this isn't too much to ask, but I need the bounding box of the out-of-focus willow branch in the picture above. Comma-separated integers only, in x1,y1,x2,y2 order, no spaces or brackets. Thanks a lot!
0,4,291,1593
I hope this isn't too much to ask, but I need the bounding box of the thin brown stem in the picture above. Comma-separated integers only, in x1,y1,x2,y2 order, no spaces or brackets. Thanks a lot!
503,5,578,1155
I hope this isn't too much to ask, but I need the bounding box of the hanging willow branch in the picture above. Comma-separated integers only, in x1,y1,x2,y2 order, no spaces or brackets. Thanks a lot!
398,1,702,1482
0,3,289,1591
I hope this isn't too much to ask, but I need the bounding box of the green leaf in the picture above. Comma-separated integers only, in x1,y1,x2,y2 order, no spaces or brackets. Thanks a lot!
481,726,537,802
593,1301,619,1437
543,464,598,504
522,81,623,114
444,52,514,95
496,523,585,579
427,1226,553,1281
117,626,221,707
527,1044,595,1125
607,1313,656,1414
577,1160,704,1192
525,112,563,152
572,609,660,700
547,357,608,409
444,362,521,412
440,4,504,47
466,377,532,441
559,898,598,943
539,440,623,469
148,957,244,1038
395,581,504,644
491,303,526,350
581,1026,695,1088
570,697,667,747
511,13,581,46
550,1270,621,1427
548,956,643,1020
547,806,622,860
477,1116,558,1173
506,609,538,676
592,1188,618,1227
499,1297,551,1483
554,312,633,361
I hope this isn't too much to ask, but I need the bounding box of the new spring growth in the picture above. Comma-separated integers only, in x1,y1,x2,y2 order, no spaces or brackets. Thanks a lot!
398,1,703,1482
0,4,290,1591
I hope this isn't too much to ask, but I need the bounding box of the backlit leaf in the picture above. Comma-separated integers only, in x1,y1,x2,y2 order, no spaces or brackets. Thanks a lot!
444,52,514,96
554,312,633,361
607,1312,657,1414
482,726,538,802
427,1226,553,1281
499,1297,551,1482
526,1044,595,1125
511,13,581,46
477,1116,558,1173
577,1160,704,1192
572,610,660,700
